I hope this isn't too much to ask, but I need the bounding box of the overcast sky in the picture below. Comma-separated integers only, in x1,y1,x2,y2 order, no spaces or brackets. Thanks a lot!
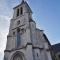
0,0,60,60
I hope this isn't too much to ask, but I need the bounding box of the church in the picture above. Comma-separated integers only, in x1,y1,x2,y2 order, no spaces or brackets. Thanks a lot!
4,0,54,60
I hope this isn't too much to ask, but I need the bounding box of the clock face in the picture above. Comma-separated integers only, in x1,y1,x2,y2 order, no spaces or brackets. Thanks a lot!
13,54,22,60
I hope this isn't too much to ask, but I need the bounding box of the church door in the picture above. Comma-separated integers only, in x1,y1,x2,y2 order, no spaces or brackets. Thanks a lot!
13,54,22,60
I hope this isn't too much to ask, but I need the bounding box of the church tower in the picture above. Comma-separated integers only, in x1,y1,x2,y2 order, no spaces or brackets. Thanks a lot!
4,0,52,60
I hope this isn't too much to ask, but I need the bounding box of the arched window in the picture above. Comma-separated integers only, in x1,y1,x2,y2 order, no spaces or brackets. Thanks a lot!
17,9,19,17
20,7,23,15
17,29,21,48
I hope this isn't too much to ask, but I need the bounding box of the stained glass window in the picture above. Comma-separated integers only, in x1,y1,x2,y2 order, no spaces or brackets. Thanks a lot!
17,29,21,48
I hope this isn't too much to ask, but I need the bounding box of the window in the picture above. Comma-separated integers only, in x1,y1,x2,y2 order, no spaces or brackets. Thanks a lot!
37,53,38,57
17,9,19,17
58,54,60,59
17,29,21,48
17,20,20,25
20,7,23,15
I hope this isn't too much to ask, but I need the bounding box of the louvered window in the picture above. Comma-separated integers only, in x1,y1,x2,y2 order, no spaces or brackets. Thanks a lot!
17,9,19,17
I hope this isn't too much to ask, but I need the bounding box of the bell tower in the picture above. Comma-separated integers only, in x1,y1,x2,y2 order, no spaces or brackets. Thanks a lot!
4,0,52,60
11,0,33,49
4,0,34,60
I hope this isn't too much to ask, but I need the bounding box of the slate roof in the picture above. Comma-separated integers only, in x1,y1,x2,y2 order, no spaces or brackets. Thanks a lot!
43,34,51,46
52,43,60,52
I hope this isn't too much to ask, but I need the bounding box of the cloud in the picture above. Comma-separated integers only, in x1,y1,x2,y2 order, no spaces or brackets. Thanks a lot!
0,0,12,60
0,14,10,60
0,15,10,26
0,0,30,60
0,52,4,60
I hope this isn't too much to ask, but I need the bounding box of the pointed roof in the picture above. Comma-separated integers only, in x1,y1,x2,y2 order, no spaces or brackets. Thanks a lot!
43,34,51,46
13,1,33,13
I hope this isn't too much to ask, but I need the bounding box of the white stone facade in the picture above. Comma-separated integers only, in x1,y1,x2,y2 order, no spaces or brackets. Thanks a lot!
4,1,52,60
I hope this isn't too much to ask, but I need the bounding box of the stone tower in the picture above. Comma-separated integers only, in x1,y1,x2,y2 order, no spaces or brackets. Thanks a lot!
4,0,52,60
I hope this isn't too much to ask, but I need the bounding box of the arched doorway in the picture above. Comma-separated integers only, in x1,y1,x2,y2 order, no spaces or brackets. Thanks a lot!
13,54,22,60
11,51,25,60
